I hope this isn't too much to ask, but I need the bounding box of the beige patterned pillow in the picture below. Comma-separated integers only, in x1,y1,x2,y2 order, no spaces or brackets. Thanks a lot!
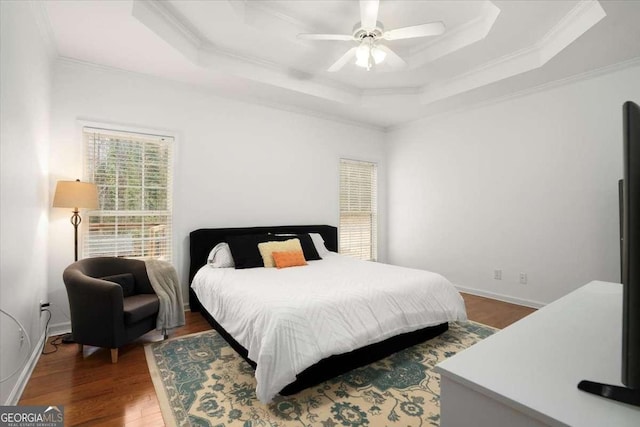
258,239,303,268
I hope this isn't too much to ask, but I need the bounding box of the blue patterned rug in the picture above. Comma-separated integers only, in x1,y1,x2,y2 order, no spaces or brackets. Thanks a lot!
145,321,496,427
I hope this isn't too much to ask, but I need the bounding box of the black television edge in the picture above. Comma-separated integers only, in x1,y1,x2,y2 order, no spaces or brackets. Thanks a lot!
577,101,640,407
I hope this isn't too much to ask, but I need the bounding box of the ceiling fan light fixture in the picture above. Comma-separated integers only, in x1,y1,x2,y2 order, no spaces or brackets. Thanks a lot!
371,46,386,64
355,42,371,65
355,56,369,69
355,38,385,70
304,0,446,73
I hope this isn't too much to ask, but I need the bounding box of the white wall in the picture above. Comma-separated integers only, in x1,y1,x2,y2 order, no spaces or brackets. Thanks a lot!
47,60,387,330
0,1,53,404
387,65,640,306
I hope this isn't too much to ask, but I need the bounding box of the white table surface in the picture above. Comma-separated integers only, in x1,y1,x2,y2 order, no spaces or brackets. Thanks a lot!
435,281,640,426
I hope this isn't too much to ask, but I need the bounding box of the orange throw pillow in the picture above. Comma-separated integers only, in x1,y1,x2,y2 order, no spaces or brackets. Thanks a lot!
272,250,307,269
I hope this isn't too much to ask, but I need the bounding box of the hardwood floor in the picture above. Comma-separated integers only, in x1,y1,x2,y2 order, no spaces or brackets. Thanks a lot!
19,313,210,426
461,293,537,329
19,294,535,426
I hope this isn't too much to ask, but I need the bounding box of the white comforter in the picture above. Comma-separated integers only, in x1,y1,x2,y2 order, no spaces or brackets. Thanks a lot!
191,253,467,402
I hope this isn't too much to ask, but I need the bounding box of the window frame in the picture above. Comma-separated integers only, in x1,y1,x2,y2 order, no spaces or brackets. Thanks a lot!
79,121,176,261
338,158,378,261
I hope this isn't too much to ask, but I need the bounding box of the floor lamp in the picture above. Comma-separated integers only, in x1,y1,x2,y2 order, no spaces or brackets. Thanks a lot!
53,179,98,262
53,179,98,343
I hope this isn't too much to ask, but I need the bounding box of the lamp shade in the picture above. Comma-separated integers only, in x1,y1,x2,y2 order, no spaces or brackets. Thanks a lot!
53,180,99,209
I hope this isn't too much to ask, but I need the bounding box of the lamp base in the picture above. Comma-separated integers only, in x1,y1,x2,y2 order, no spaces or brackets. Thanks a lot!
61,333,75,344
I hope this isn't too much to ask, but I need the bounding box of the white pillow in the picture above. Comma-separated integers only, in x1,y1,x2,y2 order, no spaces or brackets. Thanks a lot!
207,242,235,268
309,233,330,257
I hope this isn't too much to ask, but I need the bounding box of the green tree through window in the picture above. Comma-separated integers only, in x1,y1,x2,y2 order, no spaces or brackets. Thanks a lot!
83,127,173,260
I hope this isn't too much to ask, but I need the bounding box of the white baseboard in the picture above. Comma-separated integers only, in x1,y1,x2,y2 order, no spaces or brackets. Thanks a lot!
48,322,71,337
5,304,191,405
4,331,46,405
455,285,546,309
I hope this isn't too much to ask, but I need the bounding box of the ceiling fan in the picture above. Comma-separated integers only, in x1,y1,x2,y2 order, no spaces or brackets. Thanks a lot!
297,0,445,72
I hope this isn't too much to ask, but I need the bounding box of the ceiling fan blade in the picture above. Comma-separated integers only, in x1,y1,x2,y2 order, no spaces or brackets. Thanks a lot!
383,21,446,41
377,45,407,69
328,47,357,72
360,0,380,31
297,33,354,41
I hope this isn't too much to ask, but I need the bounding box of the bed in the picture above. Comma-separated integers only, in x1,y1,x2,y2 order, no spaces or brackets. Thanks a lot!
189,225,467,403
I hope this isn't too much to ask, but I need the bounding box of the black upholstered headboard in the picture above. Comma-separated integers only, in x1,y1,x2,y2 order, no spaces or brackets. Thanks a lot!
189,225,338,283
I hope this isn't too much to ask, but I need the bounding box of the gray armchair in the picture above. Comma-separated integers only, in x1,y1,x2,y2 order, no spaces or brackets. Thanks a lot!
63,257,163,363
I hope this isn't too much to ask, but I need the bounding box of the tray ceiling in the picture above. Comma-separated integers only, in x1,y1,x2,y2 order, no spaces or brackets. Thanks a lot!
42,0,640,129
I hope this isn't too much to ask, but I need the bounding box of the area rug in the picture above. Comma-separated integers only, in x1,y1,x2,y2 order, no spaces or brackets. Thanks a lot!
145,321,496,427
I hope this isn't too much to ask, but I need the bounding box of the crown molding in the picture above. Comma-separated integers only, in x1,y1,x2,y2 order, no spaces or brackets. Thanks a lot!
238,0,310,31
407,0,501,69
138,0,204,48
418,0,606,105
55,57,385,133
132,0,201,63
361,87,422,97
28,0,58,60
133,0,361,105
44,0,625,133
198,43,359,98
386,56,640,133
197,46,360,105
132,0,610,112
537,0,607,62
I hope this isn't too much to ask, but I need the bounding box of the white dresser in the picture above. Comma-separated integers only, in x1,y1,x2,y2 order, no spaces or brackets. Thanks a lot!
435,281,640,426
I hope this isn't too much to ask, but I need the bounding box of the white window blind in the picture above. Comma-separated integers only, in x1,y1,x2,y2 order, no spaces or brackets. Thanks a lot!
83,127,173,261
339,159,377,261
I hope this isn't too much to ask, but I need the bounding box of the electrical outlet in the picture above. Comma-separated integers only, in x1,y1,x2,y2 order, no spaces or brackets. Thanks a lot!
40,301,50,313
519,272,528,285
494,269,502,280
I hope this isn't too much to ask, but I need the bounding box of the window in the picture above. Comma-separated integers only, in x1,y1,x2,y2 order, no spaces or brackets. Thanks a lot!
339,159,377,261
83,127,173,261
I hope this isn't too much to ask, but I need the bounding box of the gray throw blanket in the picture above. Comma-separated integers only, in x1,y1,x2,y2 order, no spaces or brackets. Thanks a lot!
144,259,185,331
